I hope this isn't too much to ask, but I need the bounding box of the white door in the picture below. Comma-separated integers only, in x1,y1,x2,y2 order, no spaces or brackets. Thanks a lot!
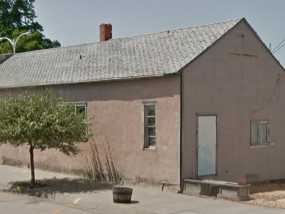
197,115,217,176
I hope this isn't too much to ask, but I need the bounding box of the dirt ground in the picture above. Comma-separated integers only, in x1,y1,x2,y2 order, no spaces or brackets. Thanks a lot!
247,182,285,209
0,165,284,214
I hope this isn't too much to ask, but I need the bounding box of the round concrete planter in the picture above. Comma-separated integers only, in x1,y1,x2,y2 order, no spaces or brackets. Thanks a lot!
112,186,133,203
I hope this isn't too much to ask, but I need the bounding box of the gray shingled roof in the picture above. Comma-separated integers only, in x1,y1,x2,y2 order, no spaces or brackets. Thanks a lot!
0,18,242,88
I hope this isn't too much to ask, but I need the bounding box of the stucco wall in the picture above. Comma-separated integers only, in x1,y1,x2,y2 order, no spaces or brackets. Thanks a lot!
0,76,181,184
182,20,285,183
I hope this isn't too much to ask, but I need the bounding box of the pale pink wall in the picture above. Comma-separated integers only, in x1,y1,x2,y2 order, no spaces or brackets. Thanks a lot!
0,76,181,184
182,20,285,183
2,19,285,185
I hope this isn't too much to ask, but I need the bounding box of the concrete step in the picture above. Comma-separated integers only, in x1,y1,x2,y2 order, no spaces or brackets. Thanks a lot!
183,179,250,201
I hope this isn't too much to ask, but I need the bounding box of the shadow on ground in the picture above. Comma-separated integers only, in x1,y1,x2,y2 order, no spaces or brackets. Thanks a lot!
5,178,114,199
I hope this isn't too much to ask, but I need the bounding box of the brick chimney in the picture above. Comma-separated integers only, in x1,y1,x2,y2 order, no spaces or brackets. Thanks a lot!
100,23,112,41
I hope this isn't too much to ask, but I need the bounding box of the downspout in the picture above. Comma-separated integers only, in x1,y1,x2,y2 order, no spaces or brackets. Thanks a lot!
179,71,184,193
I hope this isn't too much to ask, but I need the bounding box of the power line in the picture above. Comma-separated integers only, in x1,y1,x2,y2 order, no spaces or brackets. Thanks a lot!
273,39,285,52
273,43,285,54
272,37,285,53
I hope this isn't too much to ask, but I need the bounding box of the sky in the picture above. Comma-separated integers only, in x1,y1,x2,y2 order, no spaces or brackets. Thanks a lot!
35,0,285,65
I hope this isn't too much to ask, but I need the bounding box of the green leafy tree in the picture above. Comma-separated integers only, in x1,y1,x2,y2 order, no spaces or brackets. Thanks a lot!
0,0,60,54
0,92,88,186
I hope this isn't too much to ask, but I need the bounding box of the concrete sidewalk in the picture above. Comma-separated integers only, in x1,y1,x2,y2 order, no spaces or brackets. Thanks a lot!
0,192,89,214
0,165,78,189
0,165,284,214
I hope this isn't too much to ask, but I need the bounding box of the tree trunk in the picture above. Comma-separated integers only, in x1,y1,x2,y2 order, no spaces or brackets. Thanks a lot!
29,145,36,186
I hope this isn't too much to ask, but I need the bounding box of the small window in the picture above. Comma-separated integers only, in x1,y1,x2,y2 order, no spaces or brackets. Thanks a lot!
74,102,88,140
75,103,87,118
144,103,156,149
250,120,270,145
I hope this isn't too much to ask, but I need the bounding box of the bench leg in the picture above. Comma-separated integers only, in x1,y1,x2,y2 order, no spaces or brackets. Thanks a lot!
238,187,250,201
218,187,250,201
183,182,202,195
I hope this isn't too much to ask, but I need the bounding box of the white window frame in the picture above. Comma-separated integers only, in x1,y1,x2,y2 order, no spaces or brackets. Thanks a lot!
74,102,88,118
250,120,270,146
144,102,156,149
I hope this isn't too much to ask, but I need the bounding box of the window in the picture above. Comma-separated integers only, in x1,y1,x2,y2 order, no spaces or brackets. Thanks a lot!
250,120,270,145
74,102,87,118
144,103,156,149
74,102,88,141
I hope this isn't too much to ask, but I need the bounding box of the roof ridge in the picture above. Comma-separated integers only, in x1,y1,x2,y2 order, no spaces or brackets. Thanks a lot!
11,17,244,58
124,17,243,40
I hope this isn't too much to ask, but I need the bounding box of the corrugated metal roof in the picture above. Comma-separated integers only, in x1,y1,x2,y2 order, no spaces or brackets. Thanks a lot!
0,18,242,88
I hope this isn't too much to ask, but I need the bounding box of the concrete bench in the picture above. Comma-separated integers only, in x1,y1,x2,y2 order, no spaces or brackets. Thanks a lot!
183,179,250,201
216,182,250,201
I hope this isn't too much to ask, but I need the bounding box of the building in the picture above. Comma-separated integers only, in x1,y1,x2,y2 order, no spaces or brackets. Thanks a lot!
0,18,285,189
